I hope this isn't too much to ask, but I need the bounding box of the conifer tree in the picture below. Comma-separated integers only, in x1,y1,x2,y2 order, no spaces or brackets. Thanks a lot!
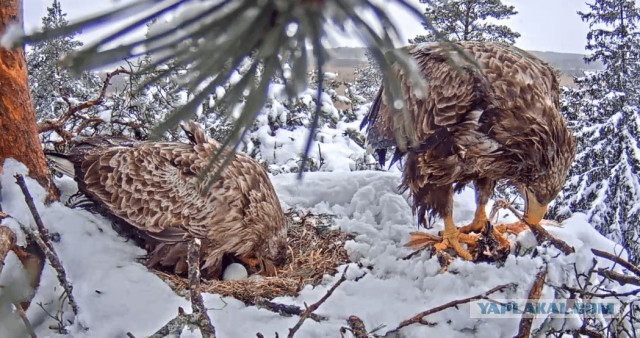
409,0,520,44
549,0,640,263
26,0,102,147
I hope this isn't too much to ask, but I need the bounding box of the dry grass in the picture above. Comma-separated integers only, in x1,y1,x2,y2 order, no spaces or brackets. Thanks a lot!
154,209,352,304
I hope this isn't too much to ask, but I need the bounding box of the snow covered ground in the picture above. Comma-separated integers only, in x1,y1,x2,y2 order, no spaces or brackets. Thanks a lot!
0,159,634,337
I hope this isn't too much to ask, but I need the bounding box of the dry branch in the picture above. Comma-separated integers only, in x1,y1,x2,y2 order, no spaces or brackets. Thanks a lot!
591,249,640,277
387,283,514,334
516,267,547,338
0,225,16,276
287,266,350,338
255,298,327,322
597,268,640,287
13,303,37,338
141,239,218,338
147,307,203,338
188,238,216,338
15,174,79,316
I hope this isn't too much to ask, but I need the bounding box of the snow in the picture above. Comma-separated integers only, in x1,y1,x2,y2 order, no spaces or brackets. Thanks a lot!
0,158,634,337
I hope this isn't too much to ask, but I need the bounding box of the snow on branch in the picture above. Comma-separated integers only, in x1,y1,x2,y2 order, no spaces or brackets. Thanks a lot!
14,174,80,317
37,68,133,144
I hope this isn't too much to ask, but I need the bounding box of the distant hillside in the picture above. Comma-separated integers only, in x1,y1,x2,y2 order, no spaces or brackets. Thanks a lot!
527,50,603,76
324,47,604,78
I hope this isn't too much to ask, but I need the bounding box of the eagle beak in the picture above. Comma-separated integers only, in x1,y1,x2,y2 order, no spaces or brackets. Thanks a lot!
524,192,548,225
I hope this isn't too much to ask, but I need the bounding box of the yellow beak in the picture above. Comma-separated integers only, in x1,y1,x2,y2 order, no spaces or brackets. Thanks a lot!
524,192,548,225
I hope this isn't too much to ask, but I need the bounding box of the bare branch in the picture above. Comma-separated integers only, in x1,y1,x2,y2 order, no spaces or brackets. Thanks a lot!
597,268,640,286
37,68,131,143
516,267,547,338
254,298,327,322
287,266,350,338
13,303,37,338
591,249,640,277
188,238,216,338
15,174,79,316
388,283,514,334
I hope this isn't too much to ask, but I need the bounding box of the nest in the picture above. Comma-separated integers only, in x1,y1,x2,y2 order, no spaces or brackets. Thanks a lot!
154,210,352,303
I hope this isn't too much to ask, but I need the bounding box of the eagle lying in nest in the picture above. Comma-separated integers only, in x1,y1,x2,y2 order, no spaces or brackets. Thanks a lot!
47,122,287,279
361,41,576,260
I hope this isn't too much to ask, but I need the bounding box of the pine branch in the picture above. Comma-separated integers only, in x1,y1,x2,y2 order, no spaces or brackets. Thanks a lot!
15,174,79,317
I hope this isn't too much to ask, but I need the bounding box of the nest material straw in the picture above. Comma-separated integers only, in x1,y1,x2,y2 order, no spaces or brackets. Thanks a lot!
154,210,352,303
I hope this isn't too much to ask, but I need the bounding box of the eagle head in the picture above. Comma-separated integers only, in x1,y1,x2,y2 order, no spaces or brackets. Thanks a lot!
522,131,576,226
255,227,288,275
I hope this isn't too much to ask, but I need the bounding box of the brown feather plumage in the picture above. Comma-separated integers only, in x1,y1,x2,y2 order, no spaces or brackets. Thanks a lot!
362,41,575,226
49,122,287,278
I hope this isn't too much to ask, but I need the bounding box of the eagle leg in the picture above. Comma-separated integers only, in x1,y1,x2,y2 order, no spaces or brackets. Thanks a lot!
459,203,489,234
408,216,475,261
435,216,475,260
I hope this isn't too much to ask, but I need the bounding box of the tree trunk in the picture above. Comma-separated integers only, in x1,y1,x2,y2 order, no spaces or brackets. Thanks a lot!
0,0,56,199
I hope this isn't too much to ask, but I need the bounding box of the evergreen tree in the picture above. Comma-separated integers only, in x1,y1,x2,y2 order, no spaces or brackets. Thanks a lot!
549,0,640,263
26,0,103,147
409,0,520,44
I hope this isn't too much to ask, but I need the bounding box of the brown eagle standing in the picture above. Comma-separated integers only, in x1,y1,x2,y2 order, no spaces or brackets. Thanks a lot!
361,41,576,260
48,122,287,278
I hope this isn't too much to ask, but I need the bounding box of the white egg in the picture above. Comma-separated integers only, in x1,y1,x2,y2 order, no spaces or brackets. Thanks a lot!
222,263,248,281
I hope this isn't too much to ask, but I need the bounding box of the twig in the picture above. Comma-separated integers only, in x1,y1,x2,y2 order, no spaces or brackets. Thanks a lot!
287,266,350,338
591,249,640,277
15,175,54,252
387,283,514,334
188,238,216,338
490,199,523,220
562,285,640,298
15,174,79,316
516,267,547,338
0,225,17,276
254,298,327,322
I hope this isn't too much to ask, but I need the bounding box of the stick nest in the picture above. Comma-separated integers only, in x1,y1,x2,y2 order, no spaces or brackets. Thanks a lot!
154,209,352,303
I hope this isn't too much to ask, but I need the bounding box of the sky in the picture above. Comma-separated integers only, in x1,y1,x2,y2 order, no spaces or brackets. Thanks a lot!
22,0,598,54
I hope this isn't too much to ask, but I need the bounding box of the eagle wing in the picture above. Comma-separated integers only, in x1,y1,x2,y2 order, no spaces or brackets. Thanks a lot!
361,42,563,172
361,42,492,165
72,129,282,250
